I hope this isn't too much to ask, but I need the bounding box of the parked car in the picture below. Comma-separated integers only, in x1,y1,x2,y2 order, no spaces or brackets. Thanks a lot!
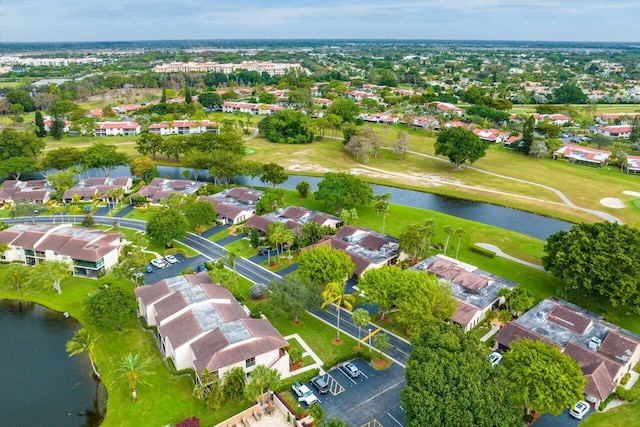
569,401,590,420
291,381,319,405
341,361,360,378
310,376,329,394
488,351,503,367
196,264,208,272
164,255,179,264
150,258,168,269
258,246,272,256
145,265,153,273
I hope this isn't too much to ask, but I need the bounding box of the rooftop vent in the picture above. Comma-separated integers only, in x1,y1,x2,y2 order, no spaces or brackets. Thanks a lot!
535,310,547,322
588,337,602,351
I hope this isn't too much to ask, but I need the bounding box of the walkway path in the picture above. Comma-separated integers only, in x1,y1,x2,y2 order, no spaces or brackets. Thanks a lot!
475,243,546,271
393,148,622,224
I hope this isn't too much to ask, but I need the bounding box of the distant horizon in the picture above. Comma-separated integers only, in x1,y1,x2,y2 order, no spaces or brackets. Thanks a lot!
3,1,639,44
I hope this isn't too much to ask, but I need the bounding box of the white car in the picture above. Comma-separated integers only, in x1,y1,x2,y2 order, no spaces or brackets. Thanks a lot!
164,255,179,264
150,258,168,269
488,351,503,367
569,401,590,420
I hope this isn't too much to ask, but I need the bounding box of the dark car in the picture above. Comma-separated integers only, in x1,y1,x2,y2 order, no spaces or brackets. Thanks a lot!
310,376,329,394
196,264,208,272
341,361,360,378
258,246,272,256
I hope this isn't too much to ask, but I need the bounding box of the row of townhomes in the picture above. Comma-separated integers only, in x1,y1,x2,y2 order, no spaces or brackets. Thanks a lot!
553,144,640,172
496,298,640,405
197,187,263,225
0,223,123,278
134,272,290,383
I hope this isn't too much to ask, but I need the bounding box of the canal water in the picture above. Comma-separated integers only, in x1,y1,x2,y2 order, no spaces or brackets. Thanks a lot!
0,300,106,427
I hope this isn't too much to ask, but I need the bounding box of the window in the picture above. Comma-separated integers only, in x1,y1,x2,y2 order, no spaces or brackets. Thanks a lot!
246,357,255,368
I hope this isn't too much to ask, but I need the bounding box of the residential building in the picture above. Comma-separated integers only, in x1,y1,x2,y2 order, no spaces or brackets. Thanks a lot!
245,205,342,234
0,223,123,278
62,177,133,203
553,144,611,167
197,187,263,225
431,102,464,117
361,113,398,124
495,298,640,405
132,178,202,204
152,61,304,76
595,125,632,138
412,254,517,331
304,225,399,279
473,128,512,143
595,113,640,124
626,155,640,174
94,121,141,137
148,120,219,136
0,180,52,204
134,272,290,383
221,102,283,115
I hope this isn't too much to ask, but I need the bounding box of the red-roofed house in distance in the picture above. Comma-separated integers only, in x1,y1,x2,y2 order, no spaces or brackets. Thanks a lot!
553,144,611,167
595,125,632,138
197,187,263,225
148,120,219,136
94,121,141,137
430,102,464,117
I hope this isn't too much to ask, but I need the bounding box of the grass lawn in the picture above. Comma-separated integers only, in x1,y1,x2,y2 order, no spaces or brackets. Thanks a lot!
122,206,163,221
581,399,640,427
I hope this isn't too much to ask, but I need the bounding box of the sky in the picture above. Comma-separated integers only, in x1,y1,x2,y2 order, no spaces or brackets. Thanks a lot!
3,0,640,43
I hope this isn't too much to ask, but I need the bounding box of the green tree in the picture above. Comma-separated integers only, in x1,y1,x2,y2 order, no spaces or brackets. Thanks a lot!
325,418,350,427
146,208,189,247
34,110,46,137
129,156,158,181
296,181,311,198
26,260,70,294
321,280,356,342
529,140,549,160
40,147,83,171
373,193,392,234
351,308,371,350
0,128,46,159
82,143,129,178
260,162,288,188
255,189,285,214
117,353,152,402
315,172,374,213
399,223,427,260
193,369,224,410
183,199,217,230
6,89,35,111
542,222,640,312
182,149,211,182
535,121,561,139
327,98,360,123
48,169,79,196
66,328,101,379
454,228,465,259
0,156,37,180
503,339,586,415
309,403,326,427
243,365,281,406
222,367,246,399
358,267,405,320
240,160,263,188
258,109,314,144
402,322,522,427
520,115,535,154
297,245,355,286
498,287,535,317
136,132,164,159
553,83,588,104
443,225,454,256
339,207,358,225
197,92,223,110
269,274,323,324
373,332,390,360
85,286,138,330
434,127,489,170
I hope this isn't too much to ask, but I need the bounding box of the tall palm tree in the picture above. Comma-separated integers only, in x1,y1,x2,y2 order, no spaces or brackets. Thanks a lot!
116,353,152,402
321,281,356,342
443,226,454,256
351,308,371,350
423,219,436,253
455,228,465,259
66,328,101,379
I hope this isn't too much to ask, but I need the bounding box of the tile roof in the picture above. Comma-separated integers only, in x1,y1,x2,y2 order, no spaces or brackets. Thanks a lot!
547,305,593,335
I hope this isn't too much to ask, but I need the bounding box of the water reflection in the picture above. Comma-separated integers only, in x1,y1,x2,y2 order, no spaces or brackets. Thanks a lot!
0,300,106,427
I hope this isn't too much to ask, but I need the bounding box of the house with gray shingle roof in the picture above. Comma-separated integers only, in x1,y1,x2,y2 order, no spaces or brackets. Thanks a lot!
197,187,263,224
495,297,640,404
134,272,289,383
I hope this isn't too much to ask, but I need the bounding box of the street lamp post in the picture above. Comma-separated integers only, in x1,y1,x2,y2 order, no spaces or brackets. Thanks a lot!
368,328,372,353
32,209,38,223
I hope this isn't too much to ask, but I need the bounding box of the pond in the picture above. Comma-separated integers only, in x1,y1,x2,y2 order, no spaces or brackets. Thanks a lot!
0,300,106,427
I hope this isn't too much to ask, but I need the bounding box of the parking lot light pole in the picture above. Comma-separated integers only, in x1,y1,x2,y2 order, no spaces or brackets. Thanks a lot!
368,328,372,353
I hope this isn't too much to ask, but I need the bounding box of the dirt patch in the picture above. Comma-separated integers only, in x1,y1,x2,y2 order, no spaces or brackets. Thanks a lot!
600,197,626,209
331,338,343,345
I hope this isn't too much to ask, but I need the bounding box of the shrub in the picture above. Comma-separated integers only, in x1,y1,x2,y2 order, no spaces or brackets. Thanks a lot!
175,417,200,427
81,215,95,227
204,261,215,271
289,348,303,365
470,244,496,258
181,266,194,275
616,384,640,402
621,372,631,386
249,283,268,300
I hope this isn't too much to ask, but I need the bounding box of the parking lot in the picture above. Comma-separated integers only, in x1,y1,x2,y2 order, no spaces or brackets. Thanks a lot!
534,406,593,427
142,253,209,284
298,358,406,427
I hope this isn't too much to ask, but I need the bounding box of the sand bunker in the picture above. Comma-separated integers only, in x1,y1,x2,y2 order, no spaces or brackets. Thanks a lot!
623,191,640,197
600,198,626,209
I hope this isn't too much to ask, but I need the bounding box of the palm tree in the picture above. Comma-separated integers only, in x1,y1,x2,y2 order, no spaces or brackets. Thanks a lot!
226,248,238,271
374,193,392,234
116,353,152,402
443,226,454,256
454,228,465,259
423,219,435,253
66,328,101,379
321,281,355,342
351,308,371,350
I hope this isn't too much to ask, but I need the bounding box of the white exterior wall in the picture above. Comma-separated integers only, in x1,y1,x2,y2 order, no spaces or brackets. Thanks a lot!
102,248,120,271
149,127,171,136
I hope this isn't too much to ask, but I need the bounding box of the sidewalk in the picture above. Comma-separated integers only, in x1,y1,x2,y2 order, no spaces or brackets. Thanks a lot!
475,243,545,271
